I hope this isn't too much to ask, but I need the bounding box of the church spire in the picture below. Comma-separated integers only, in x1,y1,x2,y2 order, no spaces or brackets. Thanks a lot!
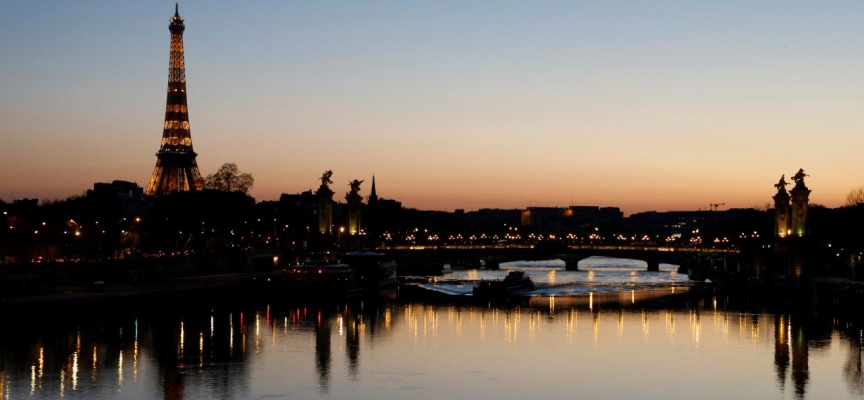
369,175,378,204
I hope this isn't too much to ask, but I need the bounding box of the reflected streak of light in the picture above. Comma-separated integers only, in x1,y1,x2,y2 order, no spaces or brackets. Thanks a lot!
272,318,277,347
593,312,600,344
713,307,720,332
39,346,44,382
549,295,555,314
529,313,536,341
30,365,35,395
666,311,675,337
410,306,419,343
134,340,138,381
60,369,65,398
566,309,576,344
92,345,97,381
433,306,439,338
641,311,649,340
118,350,123,387
548,269,556,286
429,306,437,338
339,317,344,336
589,292,594,311
631,290,635,304
180,321,185,357
72,351,78,391
467,269,478,281
199,331,204,370
778,315,787,345
229,313,234,356
211,315,214,338
256,313,261,353
242,312,247,355
456,309,462,337
690,311,701,347
385,308,392,332
617,310,624,338
507,312,514,343
480,313,486,340
751,316,760,345
514,309,520,342
423,307,429,339
448,306,455,328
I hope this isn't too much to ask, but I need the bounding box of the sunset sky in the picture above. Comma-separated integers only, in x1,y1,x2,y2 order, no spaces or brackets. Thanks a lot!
2,1,864,215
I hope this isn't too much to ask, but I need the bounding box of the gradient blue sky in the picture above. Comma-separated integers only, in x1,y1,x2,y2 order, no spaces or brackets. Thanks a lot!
2,1,864,214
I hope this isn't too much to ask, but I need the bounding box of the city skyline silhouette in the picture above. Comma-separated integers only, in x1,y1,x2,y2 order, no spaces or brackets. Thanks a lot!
2,2,863,214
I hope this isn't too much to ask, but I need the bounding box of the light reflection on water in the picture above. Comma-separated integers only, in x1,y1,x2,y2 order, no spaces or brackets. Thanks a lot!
419,256,690,296
0,297,862,400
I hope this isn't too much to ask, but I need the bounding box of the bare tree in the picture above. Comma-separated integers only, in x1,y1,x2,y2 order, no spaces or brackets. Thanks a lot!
846,187,864,207
204,163,254,194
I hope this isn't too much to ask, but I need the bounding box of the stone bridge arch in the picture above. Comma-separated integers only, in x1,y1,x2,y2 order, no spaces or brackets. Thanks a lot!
382,245,740,273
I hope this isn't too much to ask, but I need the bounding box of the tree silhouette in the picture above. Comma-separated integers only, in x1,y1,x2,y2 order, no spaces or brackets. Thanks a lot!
204,163,254,194
845,187,864,207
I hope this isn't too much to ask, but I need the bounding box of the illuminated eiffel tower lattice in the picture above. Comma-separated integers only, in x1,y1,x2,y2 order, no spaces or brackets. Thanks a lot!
146,4,204,195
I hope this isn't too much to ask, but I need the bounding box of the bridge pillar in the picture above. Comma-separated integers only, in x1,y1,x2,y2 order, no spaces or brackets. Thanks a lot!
560,254,580,271
646,259,660,272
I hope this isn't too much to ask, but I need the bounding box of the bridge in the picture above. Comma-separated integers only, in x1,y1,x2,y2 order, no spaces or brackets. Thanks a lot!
377,244,741,272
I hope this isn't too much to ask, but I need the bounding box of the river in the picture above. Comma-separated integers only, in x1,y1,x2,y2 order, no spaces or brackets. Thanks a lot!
0,259,862,399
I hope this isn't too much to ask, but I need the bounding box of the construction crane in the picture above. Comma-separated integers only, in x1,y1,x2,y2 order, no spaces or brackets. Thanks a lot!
709,202,725,211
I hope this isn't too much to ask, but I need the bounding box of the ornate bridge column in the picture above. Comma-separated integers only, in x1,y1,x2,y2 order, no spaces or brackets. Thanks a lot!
772,175,792,250
345,180,364,236
316,171,335,235
789,169,811,238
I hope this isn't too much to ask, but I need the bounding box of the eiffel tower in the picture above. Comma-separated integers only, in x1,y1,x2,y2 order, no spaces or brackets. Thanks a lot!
145,3,204,195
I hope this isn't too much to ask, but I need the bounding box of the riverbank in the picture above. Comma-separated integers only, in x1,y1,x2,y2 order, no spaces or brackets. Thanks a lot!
4,267,863,318
0,272,274,313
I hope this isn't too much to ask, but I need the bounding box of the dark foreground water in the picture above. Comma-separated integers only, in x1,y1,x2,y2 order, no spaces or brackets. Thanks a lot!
2,291,863,400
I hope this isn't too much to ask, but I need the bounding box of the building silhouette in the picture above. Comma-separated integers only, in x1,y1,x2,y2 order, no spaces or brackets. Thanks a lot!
145,4,204,195
520,206,623,233
87,180,148,216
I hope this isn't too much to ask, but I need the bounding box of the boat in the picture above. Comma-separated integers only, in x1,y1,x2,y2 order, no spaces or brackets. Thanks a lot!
285,259,363,298
342,251,399,292
473,270,534,300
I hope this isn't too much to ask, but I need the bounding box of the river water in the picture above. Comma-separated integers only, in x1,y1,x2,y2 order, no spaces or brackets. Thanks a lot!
1,259,863,399
414,256,690,296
